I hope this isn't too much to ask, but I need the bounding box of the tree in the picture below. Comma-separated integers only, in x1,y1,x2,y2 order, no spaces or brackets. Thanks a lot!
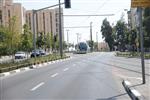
20,24,33,52
115,20,127,51
36,32,46,49
101,18,114,51
0,26,9,56
0,16,21,56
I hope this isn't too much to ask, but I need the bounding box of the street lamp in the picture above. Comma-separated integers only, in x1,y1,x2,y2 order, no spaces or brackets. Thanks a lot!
96,32,98,51
90,22,93,52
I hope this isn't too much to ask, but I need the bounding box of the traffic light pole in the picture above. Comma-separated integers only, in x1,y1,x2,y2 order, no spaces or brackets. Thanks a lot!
59,0,63,58
137,7,146,84
32,3,64,58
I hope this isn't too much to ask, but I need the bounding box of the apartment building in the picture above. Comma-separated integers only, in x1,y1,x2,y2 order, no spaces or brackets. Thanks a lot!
0,0,64,40
26,8,64,40
0,0,26,33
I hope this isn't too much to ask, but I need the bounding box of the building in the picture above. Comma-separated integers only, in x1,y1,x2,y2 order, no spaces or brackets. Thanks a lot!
0,0,25,33
0,0,64,40
98,42,110,51
26,8,64,40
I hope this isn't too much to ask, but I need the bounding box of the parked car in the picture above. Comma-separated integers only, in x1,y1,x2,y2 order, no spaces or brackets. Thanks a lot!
39,49,46,55
30,50,41,58
15,51,26,59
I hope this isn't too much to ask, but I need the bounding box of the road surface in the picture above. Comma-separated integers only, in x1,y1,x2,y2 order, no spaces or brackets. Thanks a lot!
1,52,149,100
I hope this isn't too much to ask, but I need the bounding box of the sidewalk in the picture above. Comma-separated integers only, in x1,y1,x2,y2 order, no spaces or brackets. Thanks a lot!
126,77,150,100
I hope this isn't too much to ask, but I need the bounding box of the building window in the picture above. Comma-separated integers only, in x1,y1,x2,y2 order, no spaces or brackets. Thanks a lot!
56,28,58,32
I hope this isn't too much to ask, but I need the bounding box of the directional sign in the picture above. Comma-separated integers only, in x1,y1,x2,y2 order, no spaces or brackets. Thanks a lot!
131,0,150,8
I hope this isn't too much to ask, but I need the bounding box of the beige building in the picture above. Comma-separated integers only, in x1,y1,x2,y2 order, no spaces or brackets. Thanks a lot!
26,8,64,40
0,0,64,40
0,0,25,33
98,42,110,51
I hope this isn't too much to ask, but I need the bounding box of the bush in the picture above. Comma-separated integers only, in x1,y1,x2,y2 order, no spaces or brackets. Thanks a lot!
0,54,69,73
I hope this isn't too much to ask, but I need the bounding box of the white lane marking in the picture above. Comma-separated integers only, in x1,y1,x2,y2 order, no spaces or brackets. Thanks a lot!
51,73,58,77
30,82,45,91
63,68,69,71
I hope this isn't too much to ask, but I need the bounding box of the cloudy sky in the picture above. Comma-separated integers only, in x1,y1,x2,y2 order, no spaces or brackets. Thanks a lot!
14,0,131,44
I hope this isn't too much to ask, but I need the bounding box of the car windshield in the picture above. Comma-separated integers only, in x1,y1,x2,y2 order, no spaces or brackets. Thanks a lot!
0,0,149,100
16,52,24,54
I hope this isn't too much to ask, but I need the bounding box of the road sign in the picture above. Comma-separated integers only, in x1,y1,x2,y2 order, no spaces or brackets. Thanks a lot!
131,0,150,8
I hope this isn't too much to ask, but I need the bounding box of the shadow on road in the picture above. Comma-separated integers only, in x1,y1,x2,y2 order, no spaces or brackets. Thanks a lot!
96,93,127,100
130,83,143,88
87,59,150,76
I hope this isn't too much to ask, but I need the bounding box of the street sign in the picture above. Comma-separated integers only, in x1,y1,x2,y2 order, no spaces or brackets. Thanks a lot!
131,0,150,8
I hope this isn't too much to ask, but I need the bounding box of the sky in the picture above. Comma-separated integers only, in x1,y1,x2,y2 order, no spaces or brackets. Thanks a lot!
14,0,131,44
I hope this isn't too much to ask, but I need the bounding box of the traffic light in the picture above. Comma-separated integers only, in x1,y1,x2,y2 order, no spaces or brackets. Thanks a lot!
65,0,71,8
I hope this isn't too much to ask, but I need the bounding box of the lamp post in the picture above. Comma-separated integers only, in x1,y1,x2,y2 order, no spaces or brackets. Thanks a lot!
90,22,93,52
66,29,69,51
96,32,98,51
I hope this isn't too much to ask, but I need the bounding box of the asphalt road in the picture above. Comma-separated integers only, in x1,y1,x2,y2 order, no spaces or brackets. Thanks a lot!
1,52,149,100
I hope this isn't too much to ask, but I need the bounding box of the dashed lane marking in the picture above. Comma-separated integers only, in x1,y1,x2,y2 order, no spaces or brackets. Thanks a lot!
30,82,45,91
63,68,69,71
51,73,58,78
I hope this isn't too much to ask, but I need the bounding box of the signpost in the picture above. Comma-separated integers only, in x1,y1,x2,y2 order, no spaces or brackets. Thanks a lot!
131,0,150,8
131,0,150,84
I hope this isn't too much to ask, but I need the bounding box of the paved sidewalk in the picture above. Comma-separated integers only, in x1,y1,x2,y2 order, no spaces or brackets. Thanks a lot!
125,76,150,100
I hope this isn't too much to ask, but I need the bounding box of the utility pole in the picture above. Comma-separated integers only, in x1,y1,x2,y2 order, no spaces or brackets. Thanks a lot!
59,0,63,58
66,30,69,44
32,10,36,57
137,7,145,84
66,29,69,51
76,33,79,44
90,22,93,52
96,32,98,51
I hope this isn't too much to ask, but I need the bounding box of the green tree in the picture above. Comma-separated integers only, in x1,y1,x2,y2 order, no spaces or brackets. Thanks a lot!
20,24,33,52
115,20,127,51
101,18,114,51
36,32,46,49
0,16,21,56
0,26,9,56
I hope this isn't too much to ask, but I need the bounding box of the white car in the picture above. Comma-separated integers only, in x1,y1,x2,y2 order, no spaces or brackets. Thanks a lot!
15,51,26,59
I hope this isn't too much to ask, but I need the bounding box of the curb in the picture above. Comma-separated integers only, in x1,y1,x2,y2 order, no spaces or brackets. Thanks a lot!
122,80,144,100
0,57,72,77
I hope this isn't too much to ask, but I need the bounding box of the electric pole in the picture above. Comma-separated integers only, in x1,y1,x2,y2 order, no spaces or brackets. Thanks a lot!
66,29,69,51
76,33,79,44
90,22,93,52
96,32,98,51
58,0,63,58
